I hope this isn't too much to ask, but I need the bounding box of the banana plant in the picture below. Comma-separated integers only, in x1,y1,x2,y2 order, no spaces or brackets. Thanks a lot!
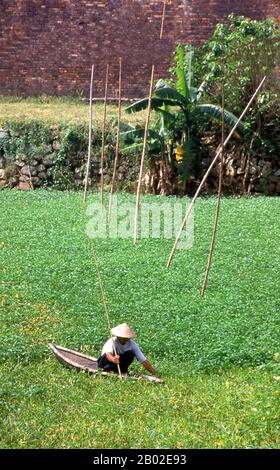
124,45,244,187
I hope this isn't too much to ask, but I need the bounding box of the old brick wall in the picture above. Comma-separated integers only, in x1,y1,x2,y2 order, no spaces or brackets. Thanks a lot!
0,0,279,98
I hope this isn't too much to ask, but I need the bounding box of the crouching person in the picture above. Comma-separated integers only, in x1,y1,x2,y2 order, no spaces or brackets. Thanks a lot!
97,323,157,376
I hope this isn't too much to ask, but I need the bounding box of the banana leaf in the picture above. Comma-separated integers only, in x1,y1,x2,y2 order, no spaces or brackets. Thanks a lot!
175,46,190,101
196,104,245,133
155,86,188,107
125,97,178,114
186,46,195,90
122,142,144,154
178,138,196,182
121,128,161,144
121,136,163,154
196,81,207,101
154,78,168,91
157,108,176,124
189,86,199,103
119,122,136,132
158,102,175,136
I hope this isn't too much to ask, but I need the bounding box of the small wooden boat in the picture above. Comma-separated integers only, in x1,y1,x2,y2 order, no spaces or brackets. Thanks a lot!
48,343,163,383
48,343,99,374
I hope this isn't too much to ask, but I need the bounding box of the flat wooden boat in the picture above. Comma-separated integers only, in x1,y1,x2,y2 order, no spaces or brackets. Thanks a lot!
48,343,163,383
48,343,99,373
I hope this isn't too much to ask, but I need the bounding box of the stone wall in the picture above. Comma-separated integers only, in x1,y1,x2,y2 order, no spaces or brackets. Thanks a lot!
0,0,279,98
1,125,280,195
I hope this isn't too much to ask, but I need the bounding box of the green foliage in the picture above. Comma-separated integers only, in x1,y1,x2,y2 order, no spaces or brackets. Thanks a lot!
0,121,52,165
1,190,279,369
51,125,88,190
195,104,245,133
0,120,117,190
124,45,242,188
120,122,164,155
1,359,279,448
194,14,280,158
196,14,279,113
0,190,279,448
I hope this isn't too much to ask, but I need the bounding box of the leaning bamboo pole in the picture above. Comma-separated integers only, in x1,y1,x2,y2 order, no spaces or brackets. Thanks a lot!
83,64,94,202
100,64,109,209
166,76,267,268
108,57,122,224
160,0,167,39
133,65,155,245
200,84,225,296
92,247,122,380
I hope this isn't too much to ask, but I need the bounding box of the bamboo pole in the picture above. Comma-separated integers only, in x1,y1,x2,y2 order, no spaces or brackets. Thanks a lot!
83,64,94,202
133,1,167,243
100,64,109,209
160,0,167,40
133,64,155,245
166,75,267,268
108,57,122,224
92,247,122,380
200,84,225,296
27,164,34,190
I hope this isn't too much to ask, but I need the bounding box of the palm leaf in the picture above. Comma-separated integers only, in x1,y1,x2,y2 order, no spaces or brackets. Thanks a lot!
154,79,168,92
175,45,190,101
122,142,144,153
119,122,136,132
196,104,245,133
196,81,207,101
178,138,196,182
189,86,199,103
121,128,161,143
125,97,177,114
155,86,187,106
123,139,162,154
186,46,195,90
157,108,176,123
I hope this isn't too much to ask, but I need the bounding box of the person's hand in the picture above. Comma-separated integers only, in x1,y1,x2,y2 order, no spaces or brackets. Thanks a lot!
106,353,120,364
112,354,120,364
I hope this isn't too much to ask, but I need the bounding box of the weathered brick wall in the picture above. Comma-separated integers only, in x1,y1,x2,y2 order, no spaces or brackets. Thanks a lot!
0,0,279,98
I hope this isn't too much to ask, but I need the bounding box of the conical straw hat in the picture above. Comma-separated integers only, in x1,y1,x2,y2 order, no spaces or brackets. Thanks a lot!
111,323,136,339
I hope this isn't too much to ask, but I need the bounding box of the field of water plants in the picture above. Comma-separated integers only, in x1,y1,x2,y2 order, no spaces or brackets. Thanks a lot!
1,189,279,448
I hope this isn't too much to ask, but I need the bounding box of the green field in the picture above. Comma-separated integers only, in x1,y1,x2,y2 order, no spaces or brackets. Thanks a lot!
0,96,148,127
0,190,279,448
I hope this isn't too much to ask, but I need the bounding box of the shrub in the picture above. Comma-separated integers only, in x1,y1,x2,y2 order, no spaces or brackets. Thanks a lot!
194,14,280,159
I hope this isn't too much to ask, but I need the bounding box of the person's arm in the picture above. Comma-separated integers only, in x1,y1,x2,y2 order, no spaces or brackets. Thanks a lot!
106,352,120,364
142,359,158,376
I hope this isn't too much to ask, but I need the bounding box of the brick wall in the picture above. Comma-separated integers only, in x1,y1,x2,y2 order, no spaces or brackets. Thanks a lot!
0,0,279,98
